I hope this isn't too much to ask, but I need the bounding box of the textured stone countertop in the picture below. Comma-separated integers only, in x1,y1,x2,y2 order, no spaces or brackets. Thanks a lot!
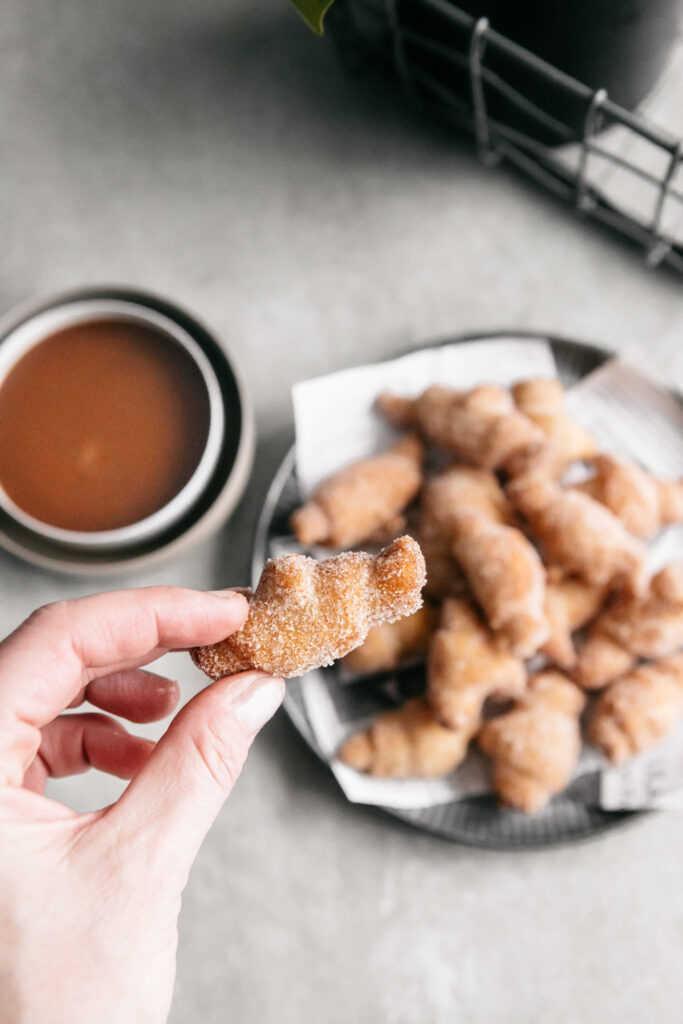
1,1,682,1021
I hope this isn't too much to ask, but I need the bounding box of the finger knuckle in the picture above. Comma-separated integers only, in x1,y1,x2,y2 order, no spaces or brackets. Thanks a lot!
188,718,248,794
26,600,70,630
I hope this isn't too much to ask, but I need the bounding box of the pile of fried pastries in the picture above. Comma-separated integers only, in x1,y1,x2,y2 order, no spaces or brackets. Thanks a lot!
291,378,683,814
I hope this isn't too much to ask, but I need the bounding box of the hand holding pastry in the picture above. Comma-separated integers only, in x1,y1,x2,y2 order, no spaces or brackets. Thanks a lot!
337,697,475,777
589,653,683,763
290,434,424,548
192,536,426,680
574,564,683,689
478,671,585,813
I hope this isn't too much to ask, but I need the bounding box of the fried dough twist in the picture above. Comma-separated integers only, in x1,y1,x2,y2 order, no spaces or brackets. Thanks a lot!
589,653,683,763
574,453,683,539
417,524,465,603
427,599,527,730
574,565,683,690
511,378,596,473
337,697,474,778
414,467,547,656
417,467,511,600
191,536,426,680
343,603,438,674
377,384,544,470
507,474,647,596
478,671,586,813
290,434,424,548
541,576,607,669
451,512,549,658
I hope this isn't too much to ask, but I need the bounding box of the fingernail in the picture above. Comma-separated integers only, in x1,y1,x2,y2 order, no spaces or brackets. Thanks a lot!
207,589,249,601
227,673,285,736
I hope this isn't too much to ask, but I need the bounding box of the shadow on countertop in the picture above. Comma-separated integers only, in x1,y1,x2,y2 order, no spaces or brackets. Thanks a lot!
19,0,466,166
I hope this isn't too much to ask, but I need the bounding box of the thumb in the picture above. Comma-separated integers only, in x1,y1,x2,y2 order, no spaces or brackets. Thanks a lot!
105,672,284,884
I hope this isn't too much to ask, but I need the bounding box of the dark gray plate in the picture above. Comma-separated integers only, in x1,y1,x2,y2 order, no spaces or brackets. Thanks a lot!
252,332,644,849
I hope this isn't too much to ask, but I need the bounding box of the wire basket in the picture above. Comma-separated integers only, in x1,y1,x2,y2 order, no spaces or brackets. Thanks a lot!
329,0,683,273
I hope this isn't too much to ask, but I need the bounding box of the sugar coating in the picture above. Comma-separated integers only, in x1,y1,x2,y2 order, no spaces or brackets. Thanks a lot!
378,384,545,470
589,653,683,763
344,603,438,674
575,453,683,539
417,467,511,602
478,671,585,813
508,474,647,595
338,697,474,778
427,598,526,731
574,564,683,689
451,513,549,659
290,434,423,548
413,465,550,658
512,377,596,468
191,535,426,680
541,577,606,669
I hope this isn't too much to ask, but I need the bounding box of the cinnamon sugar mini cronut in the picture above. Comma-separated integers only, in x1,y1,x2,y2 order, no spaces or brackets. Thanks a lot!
191,536,426,680
290,434,424,549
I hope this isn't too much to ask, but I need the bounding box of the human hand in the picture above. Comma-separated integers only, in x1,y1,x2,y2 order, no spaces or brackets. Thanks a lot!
0,588,284,1024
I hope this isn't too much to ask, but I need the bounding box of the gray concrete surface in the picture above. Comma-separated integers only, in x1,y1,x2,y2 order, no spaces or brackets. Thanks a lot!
1,1,682,1021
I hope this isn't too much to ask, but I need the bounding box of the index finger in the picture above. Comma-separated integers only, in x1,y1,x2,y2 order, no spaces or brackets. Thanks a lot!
0,587,248,732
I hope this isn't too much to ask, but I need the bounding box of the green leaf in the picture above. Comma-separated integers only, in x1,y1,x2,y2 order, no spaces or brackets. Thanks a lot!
289,0,336,34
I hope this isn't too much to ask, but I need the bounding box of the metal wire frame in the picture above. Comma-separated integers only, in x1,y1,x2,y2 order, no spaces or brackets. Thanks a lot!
333,0,683,273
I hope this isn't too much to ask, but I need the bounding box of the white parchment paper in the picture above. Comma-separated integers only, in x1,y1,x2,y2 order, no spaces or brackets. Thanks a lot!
293,338,557,495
